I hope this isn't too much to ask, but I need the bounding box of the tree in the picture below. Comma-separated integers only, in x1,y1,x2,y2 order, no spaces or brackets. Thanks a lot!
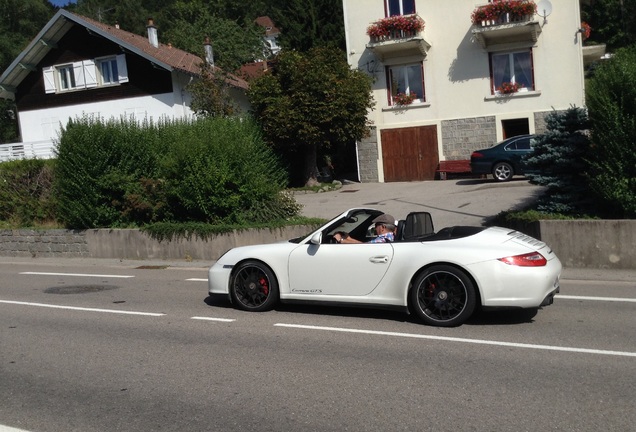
268,0,345,51
158,0,263,72
248,47,374,186
585,46,636,218
524,107,592,215
187,65,237,118
581,0,636,51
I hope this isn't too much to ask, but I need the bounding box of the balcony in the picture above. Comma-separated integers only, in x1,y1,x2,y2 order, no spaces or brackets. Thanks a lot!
365,14,431,61
366,30,431,60
470,1,541,49
471,15,541,49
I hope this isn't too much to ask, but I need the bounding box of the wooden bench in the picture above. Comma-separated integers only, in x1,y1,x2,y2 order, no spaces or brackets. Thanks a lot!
436,160,471,180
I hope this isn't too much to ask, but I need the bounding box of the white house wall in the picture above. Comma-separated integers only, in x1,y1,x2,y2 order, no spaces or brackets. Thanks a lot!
343,0,585,181
18,91,194,142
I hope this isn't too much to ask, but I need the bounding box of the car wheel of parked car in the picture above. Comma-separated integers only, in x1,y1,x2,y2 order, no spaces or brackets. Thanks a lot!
230,260,279,311
410,265,476,327
492,162,514,182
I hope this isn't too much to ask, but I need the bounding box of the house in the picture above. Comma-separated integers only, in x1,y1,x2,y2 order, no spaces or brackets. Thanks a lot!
255,16,282,59
342,0,587,182
0,9,249,161
239,16,281,81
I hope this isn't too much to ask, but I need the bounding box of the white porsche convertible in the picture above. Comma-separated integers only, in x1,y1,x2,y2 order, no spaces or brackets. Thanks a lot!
208,208,561,327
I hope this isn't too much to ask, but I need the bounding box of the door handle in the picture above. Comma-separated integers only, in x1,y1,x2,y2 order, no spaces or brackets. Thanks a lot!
369,256,389,264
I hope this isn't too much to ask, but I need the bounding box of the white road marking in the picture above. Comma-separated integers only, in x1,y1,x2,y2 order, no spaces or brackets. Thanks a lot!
0,425,32,432
191,316,236,322
556,295,636,303
186,278,208,282
19,272,134,278
0,300,164,316
275,323,636,358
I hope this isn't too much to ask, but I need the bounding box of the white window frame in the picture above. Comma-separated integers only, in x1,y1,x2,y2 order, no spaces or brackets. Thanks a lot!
42,54,128,94
386,0,416,16
490,49,534,95
387,63,425,105
57,64,78,91
97,56,119,85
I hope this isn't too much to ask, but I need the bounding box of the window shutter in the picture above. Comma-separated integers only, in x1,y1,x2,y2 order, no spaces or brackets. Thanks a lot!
73,61,86,88
83,60,97,88
116,54,129,83
43,67,56,94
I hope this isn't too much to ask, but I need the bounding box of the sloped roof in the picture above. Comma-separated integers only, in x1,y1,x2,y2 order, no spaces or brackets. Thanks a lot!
255,16,280,36
0,9,247,100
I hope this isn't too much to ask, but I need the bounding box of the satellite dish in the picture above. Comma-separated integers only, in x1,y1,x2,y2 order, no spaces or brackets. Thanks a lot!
536,0,552,24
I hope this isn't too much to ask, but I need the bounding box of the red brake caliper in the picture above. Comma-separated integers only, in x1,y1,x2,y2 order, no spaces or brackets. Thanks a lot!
259,277,269,295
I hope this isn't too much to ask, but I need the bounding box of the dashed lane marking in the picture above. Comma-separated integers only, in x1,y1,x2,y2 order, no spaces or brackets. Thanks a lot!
0,300,164,316
191,316,236,322
20,272,134,278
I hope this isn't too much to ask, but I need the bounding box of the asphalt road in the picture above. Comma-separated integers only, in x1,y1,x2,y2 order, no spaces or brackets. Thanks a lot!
1,258,635,432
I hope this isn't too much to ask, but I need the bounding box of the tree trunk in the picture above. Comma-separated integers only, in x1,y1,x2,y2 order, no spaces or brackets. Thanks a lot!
303,142,320,187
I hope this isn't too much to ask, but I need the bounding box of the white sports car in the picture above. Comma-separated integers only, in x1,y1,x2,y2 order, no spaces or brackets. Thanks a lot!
208,208,561,327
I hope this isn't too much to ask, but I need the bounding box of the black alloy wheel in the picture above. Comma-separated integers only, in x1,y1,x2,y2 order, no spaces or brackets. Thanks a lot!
230,260,279,312
410,265,476,327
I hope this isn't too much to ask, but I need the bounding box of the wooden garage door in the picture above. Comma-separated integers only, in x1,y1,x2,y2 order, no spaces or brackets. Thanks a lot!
381,126,439,182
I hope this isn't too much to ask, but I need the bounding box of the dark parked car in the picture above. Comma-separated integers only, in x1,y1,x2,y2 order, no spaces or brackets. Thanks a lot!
470,134,535,182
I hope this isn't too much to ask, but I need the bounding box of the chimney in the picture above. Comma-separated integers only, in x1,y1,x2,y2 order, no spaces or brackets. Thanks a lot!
204,37,214,68
147,18,158,48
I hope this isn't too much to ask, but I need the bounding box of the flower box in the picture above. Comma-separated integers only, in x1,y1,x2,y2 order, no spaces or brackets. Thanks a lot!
497,81,524,94
471,0,537,26
367,15,425,42
393,92,417,105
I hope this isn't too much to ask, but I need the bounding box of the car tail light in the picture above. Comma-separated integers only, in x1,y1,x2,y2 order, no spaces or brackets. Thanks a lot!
471,152,484,158
498,252,547,267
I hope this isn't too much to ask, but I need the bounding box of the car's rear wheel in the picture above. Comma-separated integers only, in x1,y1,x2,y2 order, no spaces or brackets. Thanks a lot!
410,265,476,327
230,260,278,312
492,162,514,182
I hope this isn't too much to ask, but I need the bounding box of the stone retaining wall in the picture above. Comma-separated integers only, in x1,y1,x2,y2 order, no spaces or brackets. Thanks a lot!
1,221,634,269
0,229,88,258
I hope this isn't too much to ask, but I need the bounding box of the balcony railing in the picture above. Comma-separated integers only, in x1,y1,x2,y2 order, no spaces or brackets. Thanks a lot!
0,140,56,162
365,14,430,60
471,14,541,49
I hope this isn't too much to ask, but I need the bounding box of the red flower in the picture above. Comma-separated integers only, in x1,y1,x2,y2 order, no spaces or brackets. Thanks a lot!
367,15,425,38
393,92,417,105
497,81,524,94
580,21,591,40
471,0,537,24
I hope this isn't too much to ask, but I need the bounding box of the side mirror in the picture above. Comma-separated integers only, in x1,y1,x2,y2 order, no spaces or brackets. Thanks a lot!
310,232,323,245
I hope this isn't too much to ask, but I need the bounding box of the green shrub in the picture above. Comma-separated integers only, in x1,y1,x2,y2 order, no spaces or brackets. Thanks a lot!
54,116,297,228
585,46,636,218
0,159,55,225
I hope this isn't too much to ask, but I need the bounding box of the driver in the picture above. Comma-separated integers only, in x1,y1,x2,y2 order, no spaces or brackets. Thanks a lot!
334,214,396,244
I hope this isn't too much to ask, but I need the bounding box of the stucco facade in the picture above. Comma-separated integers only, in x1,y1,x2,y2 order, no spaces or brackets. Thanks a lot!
342,0,586,182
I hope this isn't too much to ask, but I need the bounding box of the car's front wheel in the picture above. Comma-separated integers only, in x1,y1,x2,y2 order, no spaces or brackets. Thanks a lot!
410,265,476,327
492,162,514,182
230,260,279,312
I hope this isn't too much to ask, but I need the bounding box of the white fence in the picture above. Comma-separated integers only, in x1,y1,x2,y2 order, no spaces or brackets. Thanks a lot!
0,140,57,162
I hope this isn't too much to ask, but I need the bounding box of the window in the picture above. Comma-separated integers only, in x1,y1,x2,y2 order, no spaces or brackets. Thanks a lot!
57,65,77,91
98,57,119,85
387,63,425,105
386,0,416,16
490,50,534,94
43,54,128,94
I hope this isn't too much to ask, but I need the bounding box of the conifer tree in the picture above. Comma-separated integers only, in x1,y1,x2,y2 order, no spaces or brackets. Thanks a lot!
524,107,592,215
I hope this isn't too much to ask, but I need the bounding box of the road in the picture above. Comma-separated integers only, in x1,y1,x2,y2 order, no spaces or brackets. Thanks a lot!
1,258,635,432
